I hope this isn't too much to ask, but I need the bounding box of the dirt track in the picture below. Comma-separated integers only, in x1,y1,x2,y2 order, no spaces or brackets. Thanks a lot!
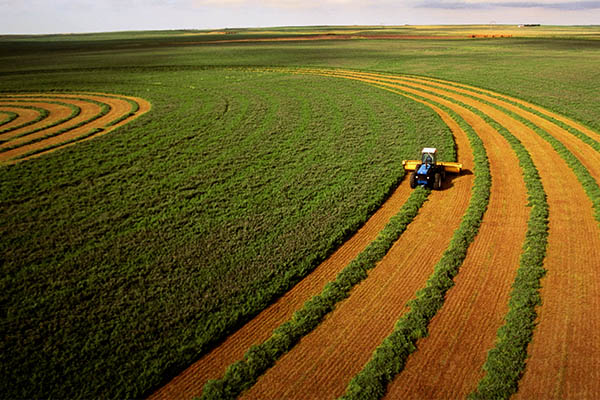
152,69,599,399
0,93,150,164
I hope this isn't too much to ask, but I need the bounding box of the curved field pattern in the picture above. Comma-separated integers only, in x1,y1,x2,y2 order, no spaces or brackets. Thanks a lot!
0,93,151,164
152,69,600,399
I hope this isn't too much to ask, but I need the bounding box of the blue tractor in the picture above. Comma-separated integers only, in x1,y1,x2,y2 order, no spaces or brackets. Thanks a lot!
402,148,462,190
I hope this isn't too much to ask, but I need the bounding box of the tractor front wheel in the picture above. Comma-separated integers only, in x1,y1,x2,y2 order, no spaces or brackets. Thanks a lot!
410,171,417,188
433,172,442,190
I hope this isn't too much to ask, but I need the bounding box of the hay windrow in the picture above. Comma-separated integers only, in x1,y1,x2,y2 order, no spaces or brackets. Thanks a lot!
0,93,150,164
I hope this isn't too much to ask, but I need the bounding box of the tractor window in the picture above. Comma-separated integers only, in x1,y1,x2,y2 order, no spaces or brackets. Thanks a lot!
422,153,434,164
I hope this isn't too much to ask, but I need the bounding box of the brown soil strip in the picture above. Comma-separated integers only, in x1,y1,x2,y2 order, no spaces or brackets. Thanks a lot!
0,106,43,134
0,100,81,144
388,75,600,399
0,93,150,164
239,85,474,400
149,182,415,399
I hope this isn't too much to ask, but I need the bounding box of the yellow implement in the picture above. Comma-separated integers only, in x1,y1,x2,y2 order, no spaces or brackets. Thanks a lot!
402,160,462,174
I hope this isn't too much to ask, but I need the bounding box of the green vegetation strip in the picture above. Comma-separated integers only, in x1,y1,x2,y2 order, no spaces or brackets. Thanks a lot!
340,87,491,400
0,111,19,127
0,98,109,155
17,93,147,158
0,104,49,135
201,186,430,400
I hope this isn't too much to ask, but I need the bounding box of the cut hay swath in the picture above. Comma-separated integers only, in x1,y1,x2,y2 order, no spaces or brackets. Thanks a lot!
0,93,151,164
152,68,600,400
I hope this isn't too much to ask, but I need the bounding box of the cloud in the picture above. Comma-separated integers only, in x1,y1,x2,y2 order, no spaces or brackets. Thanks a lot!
418,1,600,10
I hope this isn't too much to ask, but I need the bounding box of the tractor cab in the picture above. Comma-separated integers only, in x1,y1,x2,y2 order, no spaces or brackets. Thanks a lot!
416,148,438,184
421,147,437,165
402,147,462,191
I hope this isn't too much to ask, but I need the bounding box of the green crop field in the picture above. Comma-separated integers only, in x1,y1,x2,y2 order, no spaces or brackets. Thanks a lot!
1,25,599,399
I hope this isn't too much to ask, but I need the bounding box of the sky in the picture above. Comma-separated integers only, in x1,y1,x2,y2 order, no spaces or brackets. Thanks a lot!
1,0,599,34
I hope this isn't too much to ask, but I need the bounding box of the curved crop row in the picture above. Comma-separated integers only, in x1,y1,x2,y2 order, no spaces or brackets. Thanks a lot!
334,71,549,398
332,70,598,399
0,93,150,164
0,111,18,125
0,100,84,153
201,186,430,399
410,79,598,397
0,104,49,135
398,80,550,398
9,102,110,158
458,103,549,398
393,73,599,399
337,82,491,400
419,76,600,152
0,100,80,143
0,97,108,152
411,76,600,224
489,102,600,223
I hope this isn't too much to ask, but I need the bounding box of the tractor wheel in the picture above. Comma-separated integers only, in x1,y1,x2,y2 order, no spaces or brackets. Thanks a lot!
433,172,442,190
410,171,417,188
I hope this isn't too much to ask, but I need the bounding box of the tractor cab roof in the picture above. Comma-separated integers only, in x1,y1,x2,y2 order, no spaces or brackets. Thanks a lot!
421,148,437,165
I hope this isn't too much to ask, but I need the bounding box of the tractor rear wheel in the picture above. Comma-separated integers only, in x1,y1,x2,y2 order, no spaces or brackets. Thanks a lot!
433,172,442,190
410,171,417,188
